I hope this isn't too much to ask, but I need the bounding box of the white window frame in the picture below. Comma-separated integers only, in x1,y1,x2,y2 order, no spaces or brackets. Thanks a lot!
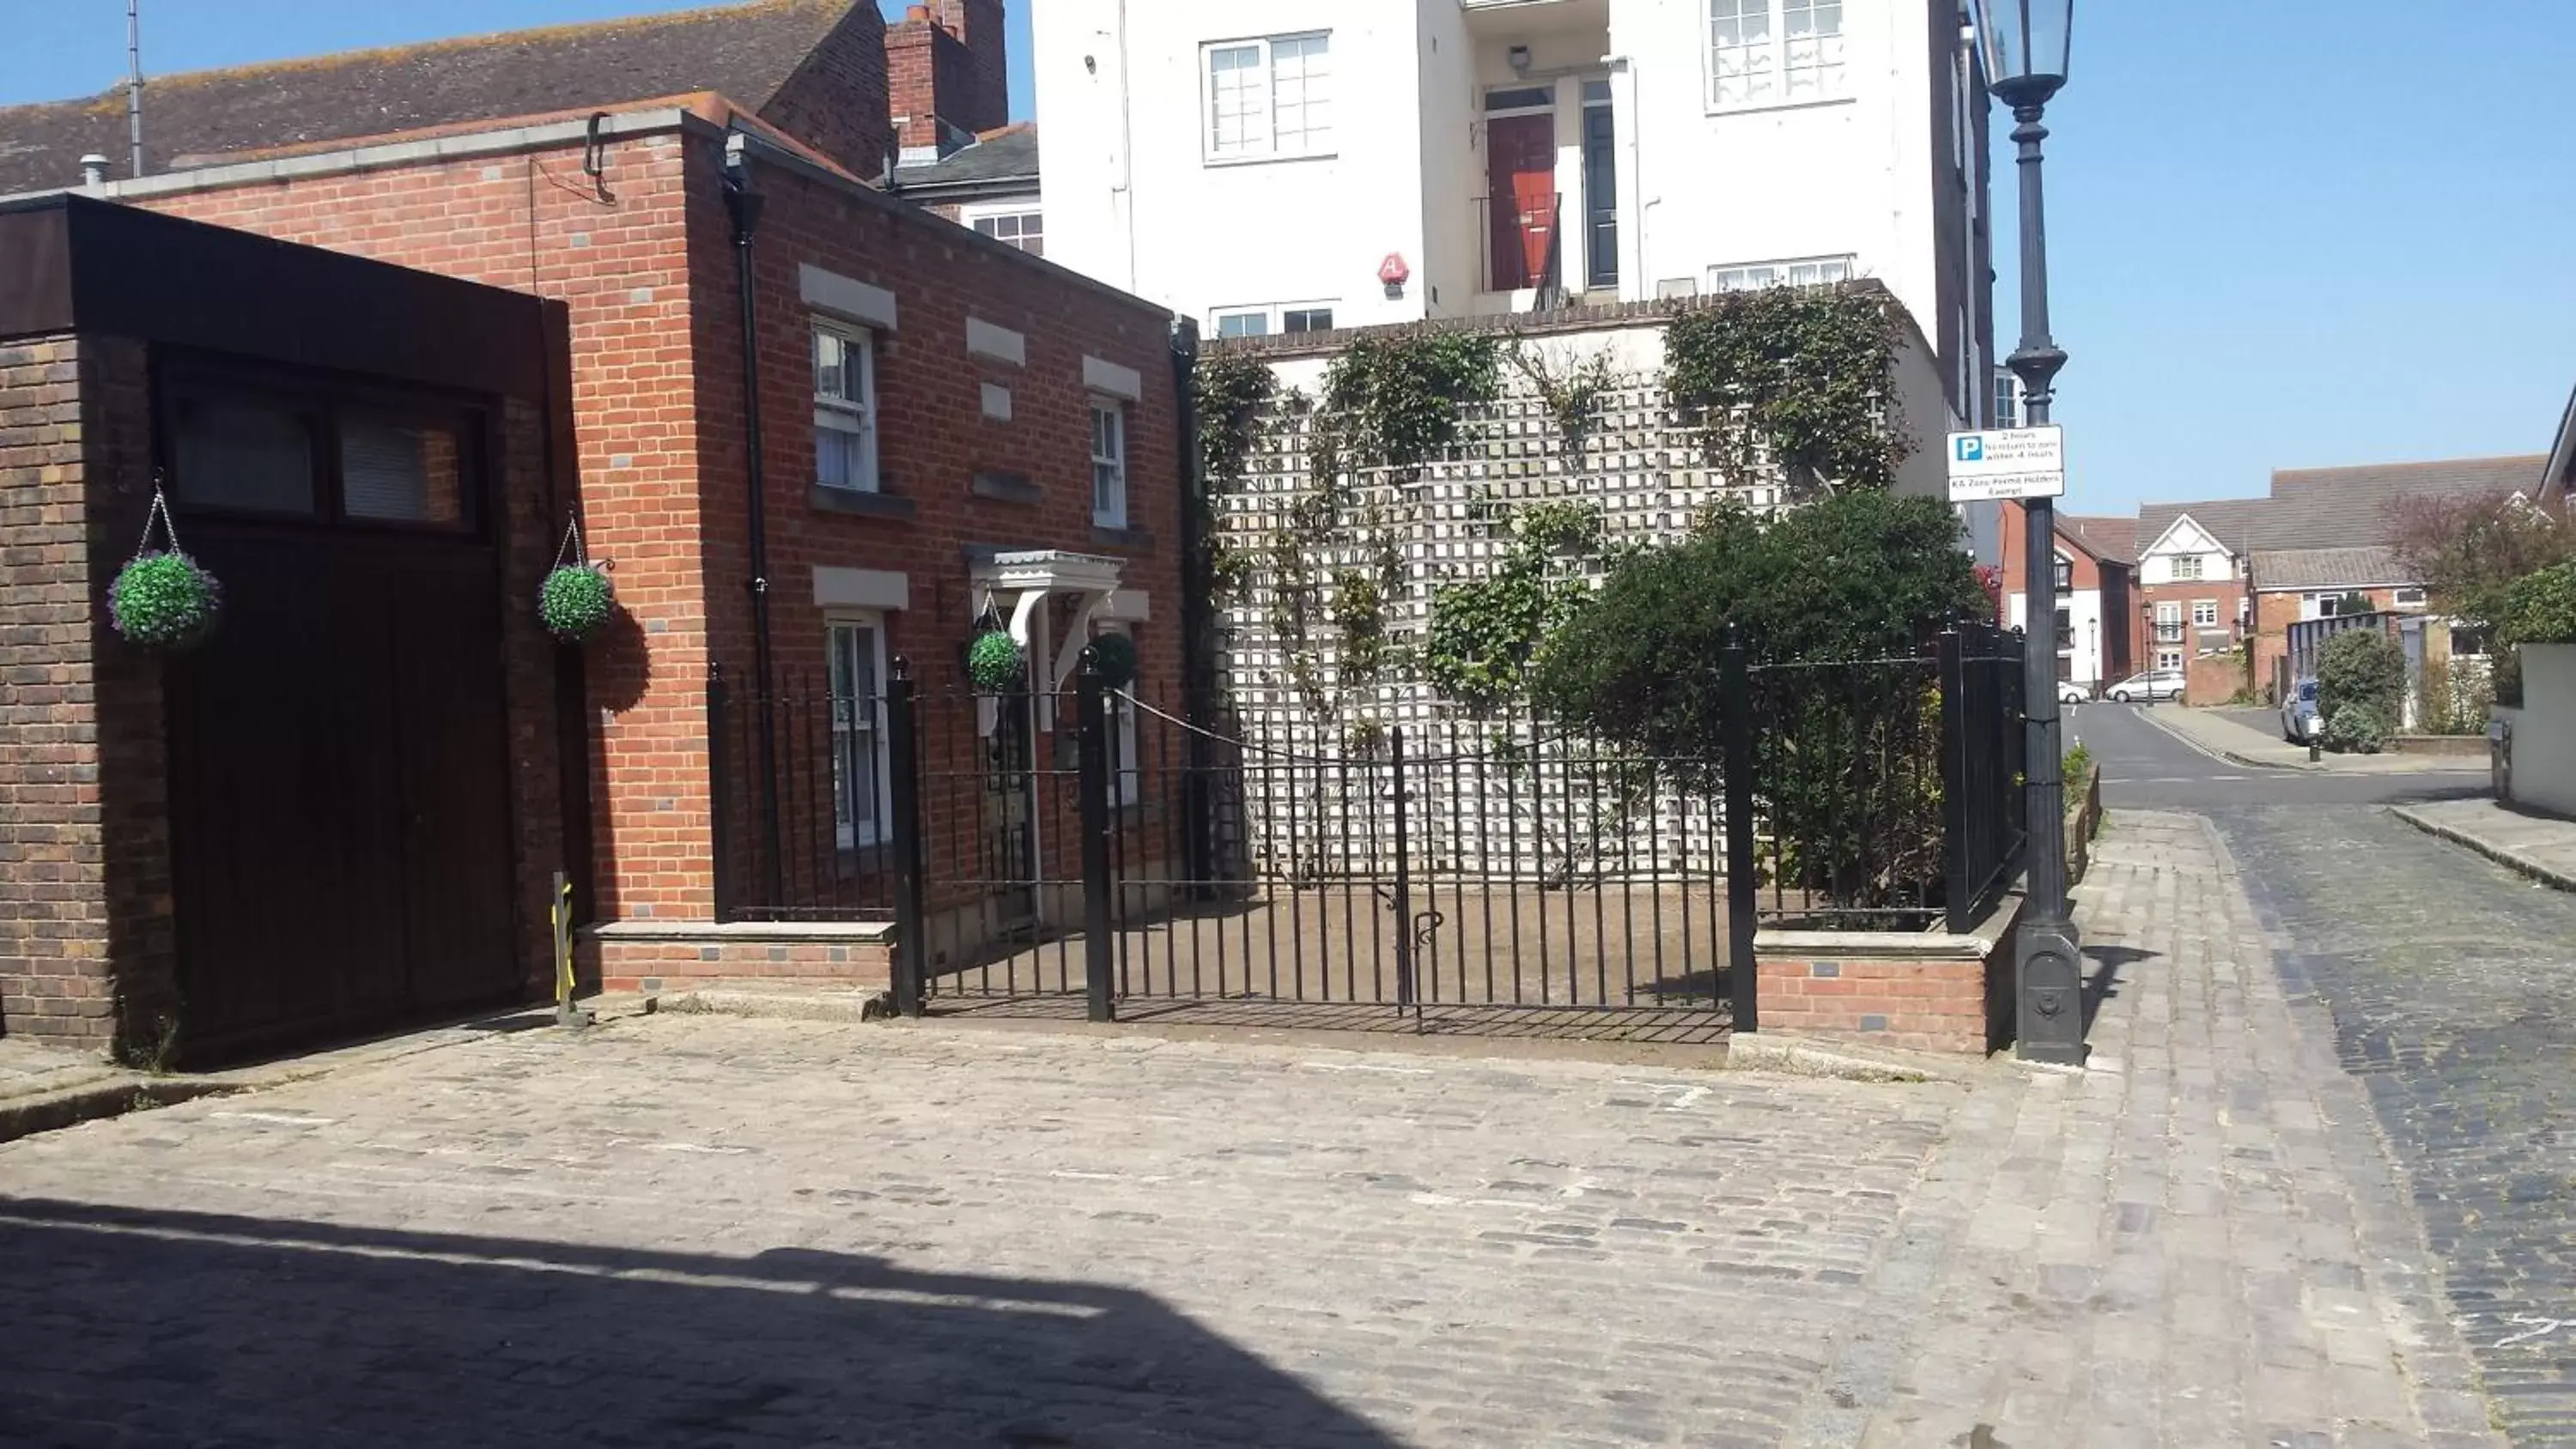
1097,623,1142,808
1091,397,1128,529
1203,33,1334,164
1210,302,1335,338
2155,650,2184,673
1707,255,1854,293
2191,599,2219,627
962,204,1043,257
812,320,879,494
2394,586,2427,609
826,615,892,850
1707,0,1850,113
2172,553,2204,581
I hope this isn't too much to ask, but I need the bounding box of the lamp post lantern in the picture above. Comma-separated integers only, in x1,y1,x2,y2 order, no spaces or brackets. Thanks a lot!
1973,0,2082,1065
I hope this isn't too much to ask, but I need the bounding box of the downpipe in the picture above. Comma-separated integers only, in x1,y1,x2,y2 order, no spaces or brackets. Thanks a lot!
722,132,784,907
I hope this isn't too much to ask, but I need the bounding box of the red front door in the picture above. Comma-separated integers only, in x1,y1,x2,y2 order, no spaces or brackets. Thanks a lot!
1486,113,1556,291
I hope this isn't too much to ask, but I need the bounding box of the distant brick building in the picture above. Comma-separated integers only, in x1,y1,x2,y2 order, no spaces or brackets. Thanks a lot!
1996,505,2136,694
0,6,1175,1057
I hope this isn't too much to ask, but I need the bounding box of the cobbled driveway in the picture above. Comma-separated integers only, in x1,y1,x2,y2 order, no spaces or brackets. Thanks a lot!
2217,803,2576,1446
0,1017,1958,1448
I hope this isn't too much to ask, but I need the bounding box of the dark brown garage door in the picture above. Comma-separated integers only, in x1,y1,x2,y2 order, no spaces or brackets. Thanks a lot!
158,371,519,1063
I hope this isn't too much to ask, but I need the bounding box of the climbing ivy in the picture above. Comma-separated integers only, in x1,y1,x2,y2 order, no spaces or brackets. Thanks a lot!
1192,349,1276,487
1424,501,1608,716
1661,286,1910,495
1310,331,1502,482
1504,343,1622,455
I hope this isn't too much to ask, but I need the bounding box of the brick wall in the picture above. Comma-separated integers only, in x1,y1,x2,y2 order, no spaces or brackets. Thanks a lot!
885,0,1009,156
689,136,1184,910
135,118,1182,939
760,7,897,181
143,136,719,923
1755,957,1993,1055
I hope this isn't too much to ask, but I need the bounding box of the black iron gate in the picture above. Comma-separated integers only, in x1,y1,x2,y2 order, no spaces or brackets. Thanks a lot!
720,623,2029,1040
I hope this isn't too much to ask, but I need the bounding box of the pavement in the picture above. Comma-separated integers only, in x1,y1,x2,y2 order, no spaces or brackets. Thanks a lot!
0,803,2520,1448
2391,797,2576,893
2128,702,2488,775
2086,700,2576,1448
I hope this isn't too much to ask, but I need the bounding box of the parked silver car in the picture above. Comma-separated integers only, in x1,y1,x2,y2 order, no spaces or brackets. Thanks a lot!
2105,669,2184,704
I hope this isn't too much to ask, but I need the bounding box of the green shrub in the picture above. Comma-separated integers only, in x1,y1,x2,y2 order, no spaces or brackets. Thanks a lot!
1085,631,1138,688
2063,742,2093,781
109,551,222,650
2324,704,2391,755
966,630,1023,693
2316,627,2404,724
2503,561,2576,646
538,563,617,642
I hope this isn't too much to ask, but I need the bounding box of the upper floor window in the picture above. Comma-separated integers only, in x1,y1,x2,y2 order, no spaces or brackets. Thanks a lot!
1211,304,1334,338
2052,555,2073,591
2172,553,2203,581
2191,600,2219,627
2394,586,2427,609
1091,399,1128,528
1206,33,1332,162
969,209,1043,257
1709,255,1852,293
1710,0,1848,111
813,322,878,494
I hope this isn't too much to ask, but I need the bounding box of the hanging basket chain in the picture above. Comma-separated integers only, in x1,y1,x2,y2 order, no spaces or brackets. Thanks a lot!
135,475,185,560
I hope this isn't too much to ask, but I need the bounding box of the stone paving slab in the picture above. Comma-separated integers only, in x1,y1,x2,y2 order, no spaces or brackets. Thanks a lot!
1820,811,2502,1449
2393,797,2576,894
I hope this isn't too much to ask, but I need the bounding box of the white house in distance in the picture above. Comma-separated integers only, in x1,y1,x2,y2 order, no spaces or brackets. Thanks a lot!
1034,0,1998,425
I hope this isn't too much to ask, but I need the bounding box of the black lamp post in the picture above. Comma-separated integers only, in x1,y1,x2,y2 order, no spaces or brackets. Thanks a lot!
1974,0,2082,1066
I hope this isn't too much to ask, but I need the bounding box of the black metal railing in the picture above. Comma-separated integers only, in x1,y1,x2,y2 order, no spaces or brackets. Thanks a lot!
708,666,899,922
711,625,2029,1034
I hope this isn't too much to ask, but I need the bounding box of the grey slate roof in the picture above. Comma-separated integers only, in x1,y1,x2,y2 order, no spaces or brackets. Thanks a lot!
2058,514,2136,566
2136,498,2280,557
2266,455,2549,549
0,0,860,196
891,124,1038,197
2247,547,2414,592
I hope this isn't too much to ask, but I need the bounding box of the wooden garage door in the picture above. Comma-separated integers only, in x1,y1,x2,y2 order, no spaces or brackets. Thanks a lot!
158,370,519,1062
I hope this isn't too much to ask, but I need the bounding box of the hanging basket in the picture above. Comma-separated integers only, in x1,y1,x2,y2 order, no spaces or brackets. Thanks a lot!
539,515,617,643
966,629,1024,693
540,563,617,642
1086,632,1138,688
109,487,222,652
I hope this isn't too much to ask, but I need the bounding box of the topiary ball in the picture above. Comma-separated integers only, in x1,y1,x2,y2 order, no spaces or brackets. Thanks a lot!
109,551,222,651
1086,632,1138,688
540,563,617,643
966,629,1024,693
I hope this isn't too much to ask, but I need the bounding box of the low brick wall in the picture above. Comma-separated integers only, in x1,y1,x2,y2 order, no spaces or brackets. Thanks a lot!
1751,889,2026,1055
2391,734,2488,758
580,922,894,996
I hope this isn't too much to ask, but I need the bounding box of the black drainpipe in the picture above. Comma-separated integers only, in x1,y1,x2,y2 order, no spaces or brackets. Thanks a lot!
721,133,784,907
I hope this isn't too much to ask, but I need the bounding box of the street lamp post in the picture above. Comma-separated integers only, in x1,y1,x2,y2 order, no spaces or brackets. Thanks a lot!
1974,0,2083,1066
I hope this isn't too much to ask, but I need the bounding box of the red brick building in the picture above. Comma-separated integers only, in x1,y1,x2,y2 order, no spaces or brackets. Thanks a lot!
0,7,1181,1057
1996,504,2137,694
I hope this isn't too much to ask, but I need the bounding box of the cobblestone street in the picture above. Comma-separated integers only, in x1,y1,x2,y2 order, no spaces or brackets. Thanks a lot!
0,1015,1961,1448
2214,803,2576,1446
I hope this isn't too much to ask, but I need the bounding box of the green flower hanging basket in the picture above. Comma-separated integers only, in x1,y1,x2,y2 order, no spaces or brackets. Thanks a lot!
1086,632,1138,688
966,629,1024,693
540,563,618,643
110,550,223,652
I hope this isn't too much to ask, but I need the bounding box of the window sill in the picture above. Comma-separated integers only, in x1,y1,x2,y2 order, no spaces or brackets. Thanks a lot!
810,486,917,520
972,472,1043,506
1200,149,1339,170
1091,524,1155,553
1703,94,1856,119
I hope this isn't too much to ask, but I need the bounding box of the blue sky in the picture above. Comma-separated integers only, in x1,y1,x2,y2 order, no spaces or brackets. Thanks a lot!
3,2,2567,516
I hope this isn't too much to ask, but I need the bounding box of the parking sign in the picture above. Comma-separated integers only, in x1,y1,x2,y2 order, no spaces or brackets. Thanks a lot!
1946,426,2065,502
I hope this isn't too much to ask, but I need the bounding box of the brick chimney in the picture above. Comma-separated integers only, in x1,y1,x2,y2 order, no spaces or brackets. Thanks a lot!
886,0,1010,164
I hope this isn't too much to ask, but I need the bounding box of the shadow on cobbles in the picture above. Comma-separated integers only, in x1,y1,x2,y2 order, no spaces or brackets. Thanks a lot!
2080,944,2157,1039
0,1196,1400,1449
